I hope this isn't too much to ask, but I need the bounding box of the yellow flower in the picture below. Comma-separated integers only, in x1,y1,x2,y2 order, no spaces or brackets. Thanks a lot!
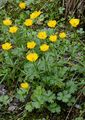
3,18,12,26
20,82,29,89
40,44,49,52
19,2,26,9
9,26,18,33
37,31,47,40
59,32,66,39
26,53,38,62
24,19,33,26
47,20,57,28
69,18,80,27
27,41,36,49
49,35,57,42
30,11,42,19
2,42,12,50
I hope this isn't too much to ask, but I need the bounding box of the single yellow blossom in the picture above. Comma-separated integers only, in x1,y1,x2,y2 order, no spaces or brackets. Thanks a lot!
69,18,80,27
24,19,33,26
59,32,66,39
27,41,36,49
3,18,12,26
9,26,18,33
19,2,26,9
20,82,29,89
40,44,49,52
26,53,38,62
49,35,57,42
2,42,12,50
37,31,47,40
30,11,42,19
47,20,57,28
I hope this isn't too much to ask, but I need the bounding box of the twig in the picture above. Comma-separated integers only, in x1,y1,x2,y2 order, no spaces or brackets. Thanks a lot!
65,86,85,120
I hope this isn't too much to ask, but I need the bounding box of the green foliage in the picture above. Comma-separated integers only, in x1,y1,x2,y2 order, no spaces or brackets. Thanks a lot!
0,0,85,119
25,86,57,112
57,90,71,103
75,117,84,120
16,88,28,102
0,95,10,108
47,103,61,113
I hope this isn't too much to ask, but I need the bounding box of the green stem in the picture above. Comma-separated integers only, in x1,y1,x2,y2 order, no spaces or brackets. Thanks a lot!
74,29,85,46
53,44,58,60
0,73,8,84
33,62,41,79
44,53,50,73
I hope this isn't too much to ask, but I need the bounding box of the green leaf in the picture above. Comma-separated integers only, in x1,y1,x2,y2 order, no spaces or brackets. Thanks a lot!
57,91,71,103
75,117,84,120
26,0,34,5
25,103,33,112
32,101,41,109
66,81,77,94
48,103,61,113
46,90,56,103
24,62,40,80
0,95,10,105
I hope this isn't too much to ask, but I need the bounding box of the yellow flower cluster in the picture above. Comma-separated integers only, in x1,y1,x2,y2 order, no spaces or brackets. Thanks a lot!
24,11,42,27
1,4,81,91
2,6,80,64
3,18,18,33
2,42,12,50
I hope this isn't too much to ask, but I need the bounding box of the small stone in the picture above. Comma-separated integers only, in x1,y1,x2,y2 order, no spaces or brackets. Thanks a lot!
8,105,16,111
0,85,7,95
